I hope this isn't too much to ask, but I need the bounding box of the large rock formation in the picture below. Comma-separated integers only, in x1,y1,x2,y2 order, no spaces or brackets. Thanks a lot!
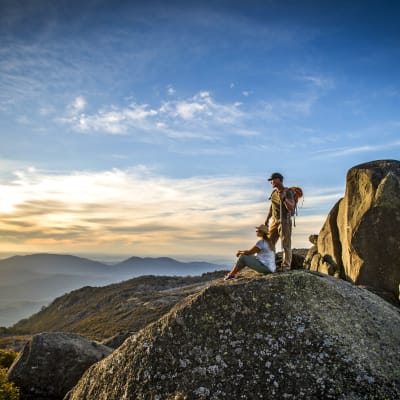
306,160,400,300
65,270,400,399
7,332,112,400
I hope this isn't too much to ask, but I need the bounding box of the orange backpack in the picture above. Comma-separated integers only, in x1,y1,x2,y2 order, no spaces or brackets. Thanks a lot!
269,186,304,222
288,186,303,225
289,186,303,206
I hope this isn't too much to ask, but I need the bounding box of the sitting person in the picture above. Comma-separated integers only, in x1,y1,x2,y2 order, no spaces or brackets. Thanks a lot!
224,224,276,280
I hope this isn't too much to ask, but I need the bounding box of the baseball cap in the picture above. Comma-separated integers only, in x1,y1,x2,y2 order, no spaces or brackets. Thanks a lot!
268,172,284,181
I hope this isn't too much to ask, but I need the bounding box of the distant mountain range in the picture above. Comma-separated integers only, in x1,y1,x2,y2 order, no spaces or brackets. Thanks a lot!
7,271,226,348
0,253,227,327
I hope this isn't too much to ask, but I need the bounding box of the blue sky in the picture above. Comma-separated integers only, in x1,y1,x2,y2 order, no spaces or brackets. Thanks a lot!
0,0,399,263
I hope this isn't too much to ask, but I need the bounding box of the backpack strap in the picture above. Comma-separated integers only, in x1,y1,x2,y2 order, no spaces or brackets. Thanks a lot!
268,188,277,200
282,187,296,216
287,187,299,227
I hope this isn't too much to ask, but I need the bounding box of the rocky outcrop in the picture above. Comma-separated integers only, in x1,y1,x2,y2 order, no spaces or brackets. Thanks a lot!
65,270,400,400
306,160,400,300
7,332,112,400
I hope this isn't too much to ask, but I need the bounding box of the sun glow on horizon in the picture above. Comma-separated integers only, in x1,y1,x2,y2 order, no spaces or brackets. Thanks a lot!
0,167,332,258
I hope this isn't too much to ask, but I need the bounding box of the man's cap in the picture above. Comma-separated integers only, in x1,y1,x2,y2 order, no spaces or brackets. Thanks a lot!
255,224,269,235
268,172,284,181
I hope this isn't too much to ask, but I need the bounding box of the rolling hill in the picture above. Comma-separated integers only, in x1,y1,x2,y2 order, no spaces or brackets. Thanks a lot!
7,271,226,344
0,253,226,327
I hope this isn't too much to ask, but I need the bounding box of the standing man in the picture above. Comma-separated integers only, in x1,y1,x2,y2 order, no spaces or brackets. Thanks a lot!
265,172,295,271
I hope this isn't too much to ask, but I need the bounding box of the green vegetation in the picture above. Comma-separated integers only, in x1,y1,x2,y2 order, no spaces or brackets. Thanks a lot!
0,351,20,400
0,368,20,400
0,351,18,370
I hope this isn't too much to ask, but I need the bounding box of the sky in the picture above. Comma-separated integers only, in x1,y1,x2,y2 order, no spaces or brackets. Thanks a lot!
0,0,399,264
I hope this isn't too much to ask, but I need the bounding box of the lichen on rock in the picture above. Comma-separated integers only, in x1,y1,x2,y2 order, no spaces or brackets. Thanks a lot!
65,270,400,399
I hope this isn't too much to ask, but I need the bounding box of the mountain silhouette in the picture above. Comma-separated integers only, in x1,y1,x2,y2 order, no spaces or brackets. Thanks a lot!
8,272,226,345
0,253,225,327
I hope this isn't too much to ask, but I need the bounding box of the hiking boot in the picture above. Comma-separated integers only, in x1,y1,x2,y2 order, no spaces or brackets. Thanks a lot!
224,273,238,281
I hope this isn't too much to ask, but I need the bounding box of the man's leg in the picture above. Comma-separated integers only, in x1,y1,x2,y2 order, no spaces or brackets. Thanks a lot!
279,219,292,269
268,221,280,252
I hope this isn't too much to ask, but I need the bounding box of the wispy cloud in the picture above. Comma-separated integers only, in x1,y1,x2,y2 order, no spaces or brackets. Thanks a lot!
70,96,86,113
0,167,334,257
0,167,262,257
61,91,246,139
260,93,319,121
256,72,334,122
311,140,400,159
161,91,244,123
68,102,158,135
301,74,335,90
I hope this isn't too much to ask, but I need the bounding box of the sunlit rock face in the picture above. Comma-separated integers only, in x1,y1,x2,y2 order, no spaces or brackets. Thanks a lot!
65,271,400,400
307,159,400,301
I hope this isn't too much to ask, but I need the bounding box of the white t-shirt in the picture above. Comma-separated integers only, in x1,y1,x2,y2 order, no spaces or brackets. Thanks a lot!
255,239,276,273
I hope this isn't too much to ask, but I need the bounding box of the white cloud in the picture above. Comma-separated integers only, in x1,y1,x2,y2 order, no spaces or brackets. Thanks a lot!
175,101,206,120
0,167,260,256
61,91,246,138
161,91,243,124
167,85,176,95
73,96,86,112
64,102,158,134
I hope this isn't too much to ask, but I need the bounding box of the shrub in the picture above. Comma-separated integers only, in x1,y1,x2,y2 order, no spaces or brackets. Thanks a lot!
0,368,20,400
0,351,18,370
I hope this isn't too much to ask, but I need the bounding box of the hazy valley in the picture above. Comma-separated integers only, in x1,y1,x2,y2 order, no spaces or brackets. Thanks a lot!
5,271,226,347
0,253,226,327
